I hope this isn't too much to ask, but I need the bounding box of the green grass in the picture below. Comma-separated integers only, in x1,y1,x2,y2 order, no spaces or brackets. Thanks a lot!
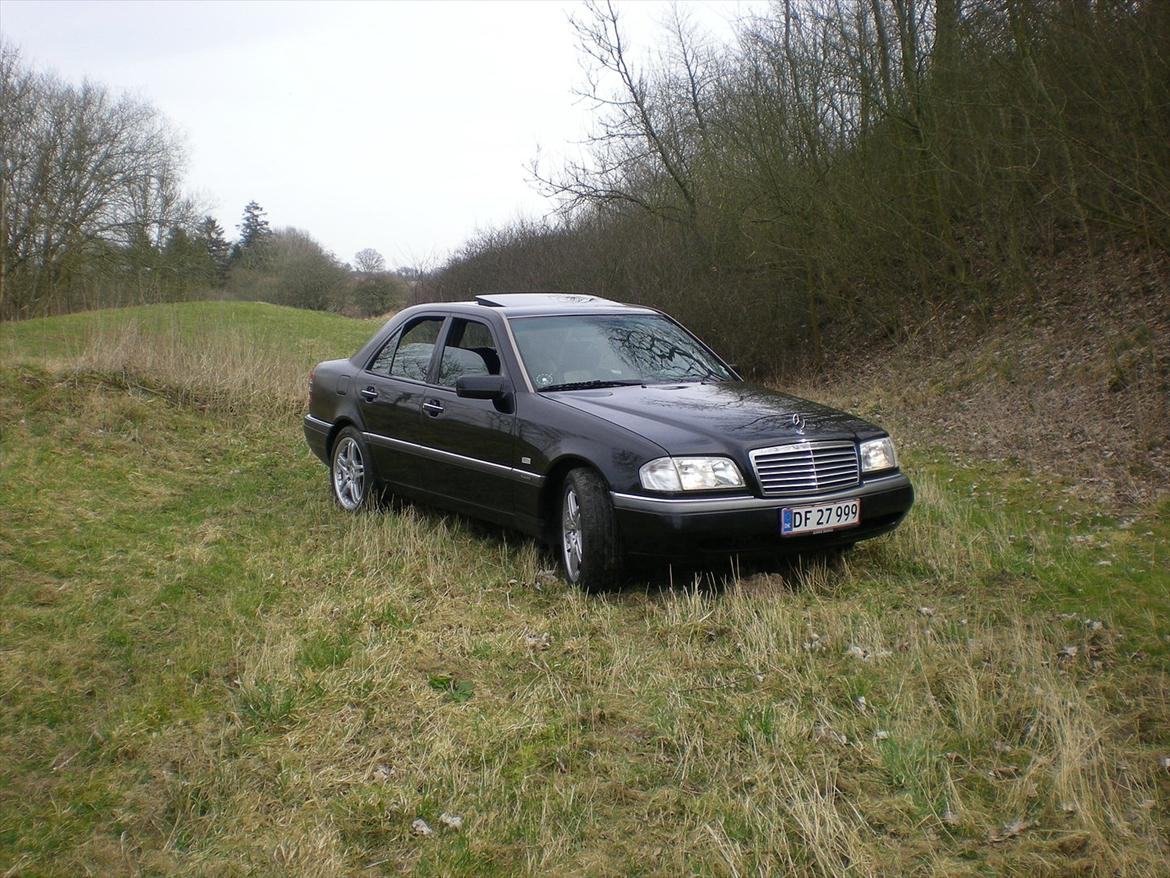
1,303,1167,876
0,300,381,363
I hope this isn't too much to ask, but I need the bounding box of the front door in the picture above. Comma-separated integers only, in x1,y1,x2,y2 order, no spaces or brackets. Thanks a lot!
413,317,516,520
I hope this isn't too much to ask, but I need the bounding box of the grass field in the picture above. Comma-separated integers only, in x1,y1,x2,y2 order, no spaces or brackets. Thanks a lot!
1,302,1167,876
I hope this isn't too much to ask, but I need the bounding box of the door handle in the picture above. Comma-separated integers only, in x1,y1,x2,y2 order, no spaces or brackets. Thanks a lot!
422,399,444,416
359,386,378,402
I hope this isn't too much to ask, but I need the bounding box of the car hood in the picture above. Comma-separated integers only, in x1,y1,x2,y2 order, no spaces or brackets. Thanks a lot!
546,381,882,455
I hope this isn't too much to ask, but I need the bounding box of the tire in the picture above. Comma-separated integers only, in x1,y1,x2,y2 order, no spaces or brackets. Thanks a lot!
330,427,377,512
559,468,622,591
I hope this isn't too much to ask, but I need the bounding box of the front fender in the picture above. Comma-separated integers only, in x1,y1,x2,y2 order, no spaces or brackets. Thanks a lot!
516,394,668,493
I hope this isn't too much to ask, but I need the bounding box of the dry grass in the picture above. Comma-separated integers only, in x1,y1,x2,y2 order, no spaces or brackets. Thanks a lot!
73,318,310,416
0,301,380,417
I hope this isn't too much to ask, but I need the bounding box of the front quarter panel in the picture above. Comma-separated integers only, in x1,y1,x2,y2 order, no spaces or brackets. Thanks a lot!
510,393,669,537
517,394,667,493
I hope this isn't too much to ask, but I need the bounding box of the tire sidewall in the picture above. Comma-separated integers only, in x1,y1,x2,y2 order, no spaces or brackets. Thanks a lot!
330,427,374,511
560,468,621,590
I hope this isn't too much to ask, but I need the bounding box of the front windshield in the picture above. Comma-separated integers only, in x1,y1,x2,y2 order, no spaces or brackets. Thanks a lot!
509,313,735,391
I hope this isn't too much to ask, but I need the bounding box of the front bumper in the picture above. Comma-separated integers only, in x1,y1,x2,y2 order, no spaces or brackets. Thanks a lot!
611,472,913,558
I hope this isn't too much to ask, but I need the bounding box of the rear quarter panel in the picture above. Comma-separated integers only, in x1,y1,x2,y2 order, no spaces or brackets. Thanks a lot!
309,358,360,426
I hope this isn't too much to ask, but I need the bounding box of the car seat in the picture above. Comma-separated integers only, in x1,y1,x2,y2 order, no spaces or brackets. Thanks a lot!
469,346,501,376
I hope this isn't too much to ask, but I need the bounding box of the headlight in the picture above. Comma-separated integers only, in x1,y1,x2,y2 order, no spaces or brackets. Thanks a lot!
859,437,897,473
639,456,745,492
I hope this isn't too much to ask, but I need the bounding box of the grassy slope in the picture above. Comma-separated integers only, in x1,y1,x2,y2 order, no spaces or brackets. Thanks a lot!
1,303,1167,876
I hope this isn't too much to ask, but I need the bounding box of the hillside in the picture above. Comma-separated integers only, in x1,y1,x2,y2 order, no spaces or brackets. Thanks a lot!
803,246,1170,509
1,302,1167,876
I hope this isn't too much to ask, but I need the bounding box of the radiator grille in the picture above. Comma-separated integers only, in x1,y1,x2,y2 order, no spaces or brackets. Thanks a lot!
749,441,859,497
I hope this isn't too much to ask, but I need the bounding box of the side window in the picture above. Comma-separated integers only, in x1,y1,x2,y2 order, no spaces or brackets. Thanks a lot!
367,317,444,382
436,319,502,388
391,317,444,381
367,330,401,377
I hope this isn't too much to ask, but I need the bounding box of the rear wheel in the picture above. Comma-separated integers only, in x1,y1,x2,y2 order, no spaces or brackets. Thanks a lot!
330,427,377,511
560,468,622,591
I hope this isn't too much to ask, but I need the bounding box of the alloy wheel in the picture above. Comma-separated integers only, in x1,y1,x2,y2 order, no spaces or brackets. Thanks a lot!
332,436,366,510
562,485,583,581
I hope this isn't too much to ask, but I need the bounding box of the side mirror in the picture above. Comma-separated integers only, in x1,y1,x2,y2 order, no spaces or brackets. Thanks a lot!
455,374,510,400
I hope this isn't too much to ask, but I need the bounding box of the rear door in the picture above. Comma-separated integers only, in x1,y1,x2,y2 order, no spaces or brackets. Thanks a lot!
358,314,446,487
413,317,517,520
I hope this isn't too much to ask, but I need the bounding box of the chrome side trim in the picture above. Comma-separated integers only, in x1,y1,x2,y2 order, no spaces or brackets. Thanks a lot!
304,414,331,432
363,432,544,485
610,472,909,513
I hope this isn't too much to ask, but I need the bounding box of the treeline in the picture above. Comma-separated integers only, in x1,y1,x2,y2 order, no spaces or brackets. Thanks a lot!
423,0,1170,374
0,44,405,319
228,203,406,316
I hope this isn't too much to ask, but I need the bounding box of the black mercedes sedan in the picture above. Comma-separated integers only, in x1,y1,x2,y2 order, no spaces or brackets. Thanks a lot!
304,293,913,588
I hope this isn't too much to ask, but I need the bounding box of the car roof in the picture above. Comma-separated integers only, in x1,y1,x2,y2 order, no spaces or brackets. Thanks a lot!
453,292,658,318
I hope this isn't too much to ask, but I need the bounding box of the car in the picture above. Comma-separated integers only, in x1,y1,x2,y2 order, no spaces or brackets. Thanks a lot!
303,293,914,588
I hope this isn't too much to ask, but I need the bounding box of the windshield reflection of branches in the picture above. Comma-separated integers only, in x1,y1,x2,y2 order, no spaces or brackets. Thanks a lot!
512,315,729,387
604,319,722,381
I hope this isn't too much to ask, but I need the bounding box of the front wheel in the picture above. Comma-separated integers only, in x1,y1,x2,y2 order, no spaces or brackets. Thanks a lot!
560,468,622,591
330,427,377,511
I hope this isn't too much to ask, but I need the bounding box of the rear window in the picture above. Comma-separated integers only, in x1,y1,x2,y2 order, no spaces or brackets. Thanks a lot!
368,316,444,381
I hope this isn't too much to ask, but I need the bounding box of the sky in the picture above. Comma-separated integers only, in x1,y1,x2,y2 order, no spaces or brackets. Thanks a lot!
1,0,753,270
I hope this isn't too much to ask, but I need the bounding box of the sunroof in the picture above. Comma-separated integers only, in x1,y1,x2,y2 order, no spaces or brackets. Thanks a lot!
474,293,618,308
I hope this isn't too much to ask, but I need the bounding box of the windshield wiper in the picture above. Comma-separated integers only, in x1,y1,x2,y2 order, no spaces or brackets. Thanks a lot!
540,379,643,392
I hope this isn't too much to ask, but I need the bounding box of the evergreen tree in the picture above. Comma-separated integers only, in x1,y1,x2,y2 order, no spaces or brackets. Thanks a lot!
195,216,230,287
231,201,272,264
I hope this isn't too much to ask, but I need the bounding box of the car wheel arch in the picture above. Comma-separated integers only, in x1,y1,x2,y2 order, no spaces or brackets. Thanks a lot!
326,417,360,459
557,466,623,590
541,456,607,541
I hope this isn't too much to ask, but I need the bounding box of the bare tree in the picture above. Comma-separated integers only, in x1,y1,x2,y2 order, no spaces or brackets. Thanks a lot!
1,43,193,316
533,0,703,225
229,227,347,311
353,247,387,274
442,0,1170,374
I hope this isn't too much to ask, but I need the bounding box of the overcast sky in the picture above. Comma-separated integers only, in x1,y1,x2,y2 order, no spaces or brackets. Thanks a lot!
1,0,752,270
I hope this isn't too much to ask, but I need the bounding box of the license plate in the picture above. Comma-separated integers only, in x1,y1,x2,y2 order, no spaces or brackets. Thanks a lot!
781,498,860,535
